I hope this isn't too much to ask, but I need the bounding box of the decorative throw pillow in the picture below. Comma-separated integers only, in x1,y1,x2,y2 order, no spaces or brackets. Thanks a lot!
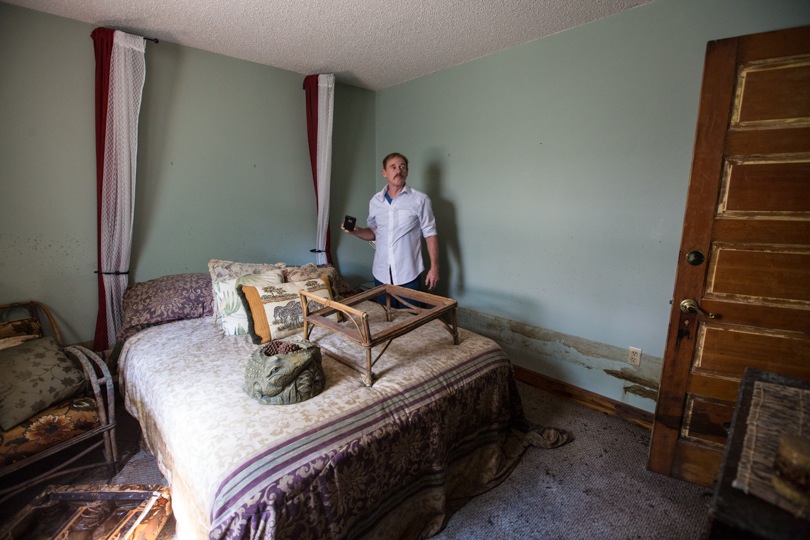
282,263,356,299
284,263,337,284
242,276,335,343
208,259,286,333
119,273,214,341
0,337,86,431
213,271,289,336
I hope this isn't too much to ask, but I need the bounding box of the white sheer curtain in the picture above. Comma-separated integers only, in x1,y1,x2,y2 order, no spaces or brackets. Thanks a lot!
305,74,335,265
99,31,146,347
314,74,335,265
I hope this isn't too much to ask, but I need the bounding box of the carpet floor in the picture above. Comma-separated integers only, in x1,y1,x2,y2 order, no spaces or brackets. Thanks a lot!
2,381,713,539
434,381,712,539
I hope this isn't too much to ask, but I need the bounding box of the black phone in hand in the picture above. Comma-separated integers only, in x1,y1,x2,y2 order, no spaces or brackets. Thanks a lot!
343,215,356,231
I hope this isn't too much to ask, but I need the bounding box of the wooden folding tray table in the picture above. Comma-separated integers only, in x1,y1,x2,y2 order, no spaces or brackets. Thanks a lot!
300,284,459,386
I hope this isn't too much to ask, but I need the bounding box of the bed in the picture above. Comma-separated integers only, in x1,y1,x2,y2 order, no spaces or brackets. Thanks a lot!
115,265,568,539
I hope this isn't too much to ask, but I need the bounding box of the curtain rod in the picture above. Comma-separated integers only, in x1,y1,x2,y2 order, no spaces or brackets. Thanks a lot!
103,26,159,42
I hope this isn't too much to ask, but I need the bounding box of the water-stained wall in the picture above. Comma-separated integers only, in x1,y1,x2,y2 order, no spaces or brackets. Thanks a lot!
459,308,660,412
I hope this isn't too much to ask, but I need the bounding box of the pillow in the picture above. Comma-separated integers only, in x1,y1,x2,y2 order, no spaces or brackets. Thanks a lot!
284,263,356,299
0,337,85,431
284,263,337,284
208,259,286,332
213,271,288,335
242,276,335,343
119,273,214,341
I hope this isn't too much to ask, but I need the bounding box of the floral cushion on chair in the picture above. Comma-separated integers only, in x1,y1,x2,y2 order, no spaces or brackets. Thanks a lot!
0,396,100,467
0,337,86,431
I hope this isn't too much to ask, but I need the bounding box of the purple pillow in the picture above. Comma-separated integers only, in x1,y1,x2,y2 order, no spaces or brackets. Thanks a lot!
119,273,213,341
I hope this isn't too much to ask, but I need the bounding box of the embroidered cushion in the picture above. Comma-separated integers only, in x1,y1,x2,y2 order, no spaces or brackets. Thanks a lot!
283,263,354,298
242,276,334,343
208,260,286,335
213,271,290,336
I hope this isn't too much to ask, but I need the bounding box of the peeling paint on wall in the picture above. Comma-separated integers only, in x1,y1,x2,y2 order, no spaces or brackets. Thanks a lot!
604,368,659,400
625,384,659,401
458,307,663,413
508,320,620,362
603,368,659,390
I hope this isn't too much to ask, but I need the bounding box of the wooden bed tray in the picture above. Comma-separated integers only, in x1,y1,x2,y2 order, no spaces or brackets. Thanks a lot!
300,285,459,386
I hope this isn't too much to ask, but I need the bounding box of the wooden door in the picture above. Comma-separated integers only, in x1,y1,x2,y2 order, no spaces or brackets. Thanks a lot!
648,25,810,487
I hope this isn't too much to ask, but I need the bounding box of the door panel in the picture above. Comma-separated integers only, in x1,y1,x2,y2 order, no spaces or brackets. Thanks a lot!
734,61,810,126
708,247,810,302
694,325,810,378
721,160,810,214
672,441,723,486
681,396,736,446
648,25,810,487
713,219,810,245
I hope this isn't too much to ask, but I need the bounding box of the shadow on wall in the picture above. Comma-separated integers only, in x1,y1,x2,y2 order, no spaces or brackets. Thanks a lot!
424,159,463,298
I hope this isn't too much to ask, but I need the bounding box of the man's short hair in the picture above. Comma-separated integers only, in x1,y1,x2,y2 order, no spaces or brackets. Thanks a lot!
382,152,409,169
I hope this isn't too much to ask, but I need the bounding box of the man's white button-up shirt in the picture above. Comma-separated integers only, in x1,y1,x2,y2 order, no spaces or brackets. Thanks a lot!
367,185,437,285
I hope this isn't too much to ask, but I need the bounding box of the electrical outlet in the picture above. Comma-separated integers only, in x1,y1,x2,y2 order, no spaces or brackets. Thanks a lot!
627,347,642,366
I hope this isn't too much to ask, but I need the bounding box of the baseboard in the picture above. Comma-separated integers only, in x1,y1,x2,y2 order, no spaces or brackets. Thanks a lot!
513,365,654,430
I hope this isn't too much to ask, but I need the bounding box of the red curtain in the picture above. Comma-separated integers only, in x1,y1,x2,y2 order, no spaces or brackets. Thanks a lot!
303,75,332,264
91,28,115,352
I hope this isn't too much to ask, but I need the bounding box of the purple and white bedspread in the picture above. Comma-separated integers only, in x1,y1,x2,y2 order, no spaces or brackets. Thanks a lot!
118,301,559,539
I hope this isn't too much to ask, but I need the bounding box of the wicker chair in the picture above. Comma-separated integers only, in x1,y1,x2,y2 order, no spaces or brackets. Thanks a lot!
0,301,118,503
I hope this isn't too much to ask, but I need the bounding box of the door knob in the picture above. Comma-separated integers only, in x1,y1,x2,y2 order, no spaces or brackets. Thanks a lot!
679,299,717,319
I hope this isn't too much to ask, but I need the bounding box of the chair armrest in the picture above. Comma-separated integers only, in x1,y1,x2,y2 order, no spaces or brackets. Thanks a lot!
64,346,116,434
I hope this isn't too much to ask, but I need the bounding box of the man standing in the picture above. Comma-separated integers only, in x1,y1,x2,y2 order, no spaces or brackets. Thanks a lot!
343,152,439,294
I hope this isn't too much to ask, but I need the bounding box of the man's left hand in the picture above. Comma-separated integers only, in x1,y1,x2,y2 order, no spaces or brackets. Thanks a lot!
425,268,439,291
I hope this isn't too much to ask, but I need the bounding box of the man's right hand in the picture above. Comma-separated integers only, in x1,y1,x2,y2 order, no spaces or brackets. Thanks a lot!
343,225,375,241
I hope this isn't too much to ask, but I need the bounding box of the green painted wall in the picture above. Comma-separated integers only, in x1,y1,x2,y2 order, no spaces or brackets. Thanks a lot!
375,0,810,410
1,6,98,342
0,3,376,345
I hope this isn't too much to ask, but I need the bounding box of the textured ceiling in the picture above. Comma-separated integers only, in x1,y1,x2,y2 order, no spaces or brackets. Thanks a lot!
7,0,652,90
